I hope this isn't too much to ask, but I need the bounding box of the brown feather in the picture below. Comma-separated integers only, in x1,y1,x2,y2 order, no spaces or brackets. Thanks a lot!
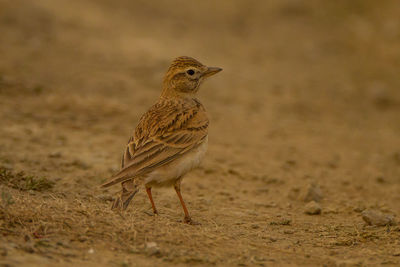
101,97,208,188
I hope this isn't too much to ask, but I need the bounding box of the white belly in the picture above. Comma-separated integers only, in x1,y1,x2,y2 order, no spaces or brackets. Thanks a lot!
144,137,208,187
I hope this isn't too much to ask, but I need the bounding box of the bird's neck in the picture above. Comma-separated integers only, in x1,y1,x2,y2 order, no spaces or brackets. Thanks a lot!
160,85,196,100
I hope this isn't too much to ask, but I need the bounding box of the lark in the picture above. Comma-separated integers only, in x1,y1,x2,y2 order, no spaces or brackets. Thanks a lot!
101,56,222,224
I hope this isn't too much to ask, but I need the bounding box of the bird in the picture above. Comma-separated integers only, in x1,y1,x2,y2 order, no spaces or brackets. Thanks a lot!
101,56,222,224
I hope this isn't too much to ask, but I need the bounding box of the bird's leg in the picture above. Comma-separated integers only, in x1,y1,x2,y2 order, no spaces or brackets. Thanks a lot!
174,179,192,224
146,187,158,215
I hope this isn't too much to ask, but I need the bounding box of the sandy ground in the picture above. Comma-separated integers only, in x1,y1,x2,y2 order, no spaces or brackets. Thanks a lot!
1,0,400,266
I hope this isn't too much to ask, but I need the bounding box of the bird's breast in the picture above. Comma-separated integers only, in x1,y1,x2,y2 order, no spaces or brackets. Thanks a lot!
144,137,208,187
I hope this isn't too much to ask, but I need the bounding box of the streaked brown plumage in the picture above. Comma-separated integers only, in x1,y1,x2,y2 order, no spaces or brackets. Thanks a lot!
101,56,222,224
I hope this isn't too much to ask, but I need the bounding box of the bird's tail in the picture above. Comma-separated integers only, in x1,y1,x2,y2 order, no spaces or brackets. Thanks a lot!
111,179,139,211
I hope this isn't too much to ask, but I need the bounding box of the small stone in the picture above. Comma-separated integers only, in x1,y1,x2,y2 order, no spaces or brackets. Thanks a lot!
269,237,277,242
304,201,321,215
88,248,94,254
353,202,366,213
77,236,87,242
21,245,35,253
252,255,267,263
341,180,350,186
0,247,7,256
361,209,396,226
49,152,62,158
270,217,291,225
227,168,240,177
24,234,31,242
283,229,294,234
145,242,160,256
303,183,323,202
324,207,339,214
98,194,113,202
264,202,277,208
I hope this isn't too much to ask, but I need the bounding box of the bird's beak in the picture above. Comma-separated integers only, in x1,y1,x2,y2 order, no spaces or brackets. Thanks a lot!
202,67,222,78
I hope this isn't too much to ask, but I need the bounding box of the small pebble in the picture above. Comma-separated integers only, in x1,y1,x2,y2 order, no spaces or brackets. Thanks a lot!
376,176,385,183
49,152,62,158
361,209,396,226
304,201,321,215
98,194,113,202
353,202,366,213
22,245,34,253
0,247,7,256
270,217,291,225
303,183,323,202
146,242,160,256
283,229,294,234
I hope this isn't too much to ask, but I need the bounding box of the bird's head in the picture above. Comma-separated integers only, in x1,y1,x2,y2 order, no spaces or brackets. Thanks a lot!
161,56,222,98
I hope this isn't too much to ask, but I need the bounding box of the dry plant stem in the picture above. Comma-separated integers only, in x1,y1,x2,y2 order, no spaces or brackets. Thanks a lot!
146,187,158,215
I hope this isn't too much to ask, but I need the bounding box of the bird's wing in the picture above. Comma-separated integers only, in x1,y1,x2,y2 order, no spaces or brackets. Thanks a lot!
101,99,208,188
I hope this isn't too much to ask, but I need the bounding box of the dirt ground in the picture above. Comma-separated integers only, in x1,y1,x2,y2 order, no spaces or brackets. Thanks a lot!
1,0,400,266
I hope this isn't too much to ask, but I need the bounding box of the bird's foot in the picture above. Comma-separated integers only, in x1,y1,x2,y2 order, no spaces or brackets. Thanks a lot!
184,216,200,225
111,197,122,211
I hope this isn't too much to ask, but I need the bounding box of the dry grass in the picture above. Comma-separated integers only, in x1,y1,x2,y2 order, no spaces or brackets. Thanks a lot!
1,166,399,266
0,166,54,192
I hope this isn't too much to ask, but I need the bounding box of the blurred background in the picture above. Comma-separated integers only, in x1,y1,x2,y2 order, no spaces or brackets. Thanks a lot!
1,0,399,183
1,0,400,265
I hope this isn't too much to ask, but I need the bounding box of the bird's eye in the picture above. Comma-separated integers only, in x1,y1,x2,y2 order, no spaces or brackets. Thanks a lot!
186,69,195,75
